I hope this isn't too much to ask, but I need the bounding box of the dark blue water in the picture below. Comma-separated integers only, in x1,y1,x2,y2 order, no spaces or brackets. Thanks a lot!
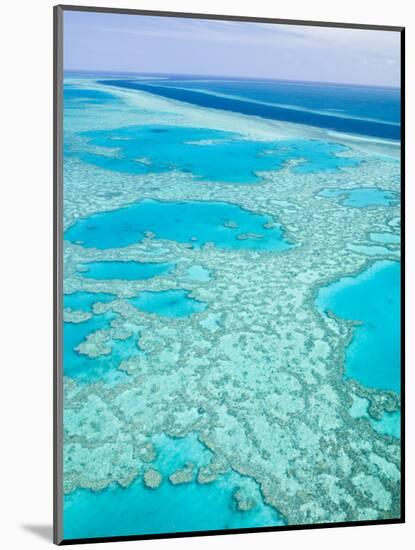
70,124,358,183
317,261,400,392
98,77,400,140
64,200,293,252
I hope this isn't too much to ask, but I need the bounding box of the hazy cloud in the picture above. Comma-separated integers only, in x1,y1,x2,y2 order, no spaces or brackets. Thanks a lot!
64,11,401,86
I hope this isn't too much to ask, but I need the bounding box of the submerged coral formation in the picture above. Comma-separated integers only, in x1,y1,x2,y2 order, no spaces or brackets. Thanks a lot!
62,78,401,534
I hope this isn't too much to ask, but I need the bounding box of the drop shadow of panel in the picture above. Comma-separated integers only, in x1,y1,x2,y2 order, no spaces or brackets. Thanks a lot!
21,524,53,542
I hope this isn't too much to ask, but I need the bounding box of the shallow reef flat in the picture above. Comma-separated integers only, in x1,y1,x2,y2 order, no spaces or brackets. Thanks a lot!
63,79,401,533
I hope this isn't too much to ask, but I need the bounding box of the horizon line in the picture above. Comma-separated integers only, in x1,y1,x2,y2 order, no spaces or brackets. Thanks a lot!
63,69,400,90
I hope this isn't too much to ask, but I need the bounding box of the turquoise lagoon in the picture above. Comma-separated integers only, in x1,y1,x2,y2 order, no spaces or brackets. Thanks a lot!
372,410,401,438
350,395,400,439
77,260,175,280
65,200,293,252
63,286,205,383
63,313,140,383
317,261,401,392
64,291,142,383
69,124,358,184
128,289,207,318
64,291,116,312
64,434,285,539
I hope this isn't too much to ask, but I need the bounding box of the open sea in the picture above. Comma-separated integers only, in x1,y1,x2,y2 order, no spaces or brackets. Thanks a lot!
96,75,400,140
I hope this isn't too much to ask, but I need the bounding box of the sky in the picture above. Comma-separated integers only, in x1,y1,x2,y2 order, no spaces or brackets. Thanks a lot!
63,11,401,87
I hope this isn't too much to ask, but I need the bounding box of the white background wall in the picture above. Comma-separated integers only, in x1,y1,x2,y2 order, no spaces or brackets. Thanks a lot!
0,0,412,548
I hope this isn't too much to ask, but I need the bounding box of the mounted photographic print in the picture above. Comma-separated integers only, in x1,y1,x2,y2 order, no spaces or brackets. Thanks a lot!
54,5,404,545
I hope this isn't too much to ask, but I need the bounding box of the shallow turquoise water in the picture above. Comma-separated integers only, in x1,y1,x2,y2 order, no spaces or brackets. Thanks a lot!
317,261,400,392
370,232,400,245
185,265,212,282
77,261,175,280
64,291,116,312
349,396,400,438
128,289,207,318
65,200,293,251
69,124,358,184
64,313,140,383
372,410,401,438
348,244,398,257
64,86,119,109
64,434,285,539
317,187,399,207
